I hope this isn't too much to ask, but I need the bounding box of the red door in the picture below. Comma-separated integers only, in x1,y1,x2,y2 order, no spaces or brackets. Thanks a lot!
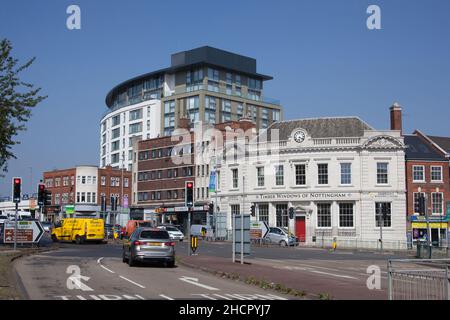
296,217,306,242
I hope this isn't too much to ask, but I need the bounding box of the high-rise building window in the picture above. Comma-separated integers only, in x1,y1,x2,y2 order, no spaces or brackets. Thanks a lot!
112,115,120,127
112,128,120,139
205,96,216,124
129,122,142,134
221,99,232,122
111,153,120,164
261,108,269,128
129,109,142,121
187,96,200,123
111,140,120,152
237,103,243,118
164,100,175,136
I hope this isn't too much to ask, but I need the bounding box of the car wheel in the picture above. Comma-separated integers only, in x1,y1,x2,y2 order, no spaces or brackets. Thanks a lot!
280,240,287,247
166,260,175,268
128,253,135,267
122,251,128,263
51,235,59,242
75,235,81,245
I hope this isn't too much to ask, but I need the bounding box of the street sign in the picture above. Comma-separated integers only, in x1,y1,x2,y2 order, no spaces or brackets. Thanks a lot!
3,220,44,244
250,221,269,239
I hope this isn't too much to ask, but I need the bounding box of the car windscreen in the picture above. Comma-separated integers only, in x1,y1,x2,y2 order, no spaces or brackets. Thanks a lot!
139,230,169,239
139,222,153,228
165,226,180,232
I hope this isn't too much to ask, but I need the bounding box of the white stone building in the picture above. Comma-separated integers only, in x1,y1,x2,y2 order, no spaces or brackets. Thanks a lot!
215,117,408,249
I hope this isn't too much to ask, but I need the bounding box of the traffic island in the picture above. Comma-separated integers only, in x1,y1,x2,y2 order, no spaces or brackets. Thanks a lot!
0,246,58,300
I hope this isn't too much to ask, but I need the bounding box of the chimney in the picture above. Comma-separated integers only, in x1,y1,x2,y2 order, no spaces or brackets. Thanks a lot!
390,102,402,134
177,116,191,130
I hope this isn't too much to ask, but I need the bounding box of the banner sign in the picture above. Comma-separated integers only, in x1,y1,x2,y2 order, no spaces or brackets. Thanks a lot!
209,171,216,193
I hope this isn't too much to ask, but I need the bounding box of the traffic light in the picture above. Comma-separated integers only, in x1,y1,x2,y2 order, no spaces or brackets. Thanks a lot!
37,183,45,206
44,189,52,206
418,194,426,215
250,204,256,216
12,177,22,203
111,196,117,211
101,195,107,212
208,202,214,214
185,181,194,207
289,207,295,220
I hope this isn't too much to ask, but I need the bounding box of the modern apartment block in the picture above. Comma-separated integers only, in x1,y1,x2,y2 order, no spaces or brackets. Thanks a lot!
100,46,283,170
42,165,132,224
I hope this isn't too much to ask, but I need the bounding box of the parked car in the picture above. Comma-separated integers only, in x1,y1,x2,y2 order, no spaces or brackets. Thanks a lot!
122,227,175,267
157,225,184,241
266,227,298,247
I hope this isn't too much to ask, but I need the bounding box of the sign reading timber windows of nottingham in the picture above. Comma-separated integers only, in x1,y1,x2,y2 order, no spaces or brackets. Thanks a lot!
256,192,354,201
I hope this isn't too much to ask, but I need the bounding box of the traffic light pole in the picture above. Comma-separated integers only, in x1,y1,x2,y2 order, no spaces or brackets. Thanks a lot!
14,202,18,251
187,206,192,256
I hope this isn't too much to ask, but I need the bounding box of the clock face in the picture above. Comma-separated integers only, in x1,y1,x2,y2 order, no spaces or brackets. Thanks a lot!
293,130,306,143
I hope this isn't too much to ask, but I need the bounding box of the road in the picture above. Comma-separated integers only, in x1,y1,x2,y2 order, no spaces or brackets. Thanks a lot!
14,242,290,300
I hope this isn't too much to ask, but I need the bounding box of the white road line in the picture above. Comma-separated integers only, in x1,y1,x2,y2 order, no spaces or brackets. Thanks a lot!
310,270,358,279
97,257,115,274
119,276,146,289
179,276,219,291
159,294,174,300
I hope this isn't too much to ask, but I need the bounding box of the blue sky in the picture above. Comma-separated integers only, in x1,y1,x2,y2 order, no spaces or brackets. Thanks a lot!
1,0,449,196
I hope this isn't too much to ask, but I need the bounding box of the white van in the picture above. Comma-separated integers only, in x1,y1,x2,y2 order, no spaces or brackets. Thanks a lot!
3,210,32,221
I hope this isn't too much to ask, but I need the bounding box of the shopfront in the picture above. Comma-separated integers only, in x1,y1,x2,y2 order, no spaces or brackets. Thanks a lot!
411,216,448,246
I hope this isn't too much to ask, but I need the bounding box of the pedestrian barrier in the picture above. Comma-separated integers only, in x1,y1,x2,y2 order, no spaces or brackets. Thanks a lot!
388,259,450,300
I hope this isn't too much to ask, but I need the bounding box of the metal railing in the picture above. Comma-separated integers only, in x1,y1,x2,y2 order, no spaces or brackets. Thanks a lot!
388,259,450,300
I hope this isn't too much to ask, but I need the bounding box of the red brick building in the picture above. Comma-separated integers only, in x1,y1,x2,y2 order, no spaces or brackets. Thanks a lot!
43,165,131,223
392,105,450,245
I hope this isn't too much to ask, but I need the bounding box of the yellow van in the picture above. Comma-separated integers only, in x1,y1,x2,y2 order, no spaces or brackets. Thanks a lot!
51,218,105,244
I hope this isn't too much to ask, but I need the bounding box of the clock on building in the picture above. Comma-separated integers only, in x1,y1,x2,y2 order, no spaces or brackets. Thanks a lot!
293,130,306,143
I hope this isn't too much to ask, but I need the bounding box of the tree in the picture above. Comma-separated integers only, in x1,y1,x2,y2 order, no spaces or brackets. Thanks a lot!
0,39,46,174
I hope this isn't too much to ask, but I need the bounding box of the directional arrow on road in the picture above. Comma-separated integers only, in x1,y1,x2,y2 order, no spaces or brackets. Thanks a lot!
179,276,219,291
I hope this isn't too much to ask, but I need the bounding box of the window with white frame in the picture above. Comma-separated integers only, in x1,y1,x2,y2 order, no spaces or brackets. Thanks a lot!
124,178,129,188
232,168,238,189
257,167,265,187
339,203,354,228
412,165,425,182
340,163,352,185
431,166,443,182
318,164,328,185
275,165,284,186
377,163,389,184
55,193,60,205
231,204,240,216
276,204,288,228
295,164,306,186
317,203,332,228
258,204,269,223
432,192,443,214
63,176,69,186
101,176,106,186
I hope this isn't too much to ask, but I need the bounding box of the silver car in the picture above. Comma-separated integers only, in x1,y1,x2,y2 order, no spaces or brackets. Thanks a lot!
157,225,184,241
122,227,175,267
266,227,298,247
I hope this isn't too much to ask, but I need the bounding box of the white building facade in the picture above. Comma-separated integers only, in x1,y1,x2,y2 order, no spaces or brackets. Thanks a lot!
215,117,408,249
100,100,162,171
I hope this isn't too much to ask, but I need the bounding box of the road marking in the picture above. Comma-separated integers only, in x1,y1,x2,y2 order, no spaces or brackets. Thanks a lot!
159,294,174,300
119,276,146,289
310,270,358,279
97,257,116,274
179,276,219,291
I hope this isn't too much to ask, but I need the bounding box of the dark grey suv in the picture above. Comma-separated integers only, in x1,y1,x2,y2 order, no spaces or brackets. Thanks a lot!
122,227,175,267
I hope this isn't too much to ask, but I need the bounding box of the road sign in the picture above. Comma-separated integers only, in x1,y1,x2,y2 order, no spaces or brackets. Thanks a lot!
3,220,44,244
233,214,251,257
250,221,269,239
190,235,198,254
